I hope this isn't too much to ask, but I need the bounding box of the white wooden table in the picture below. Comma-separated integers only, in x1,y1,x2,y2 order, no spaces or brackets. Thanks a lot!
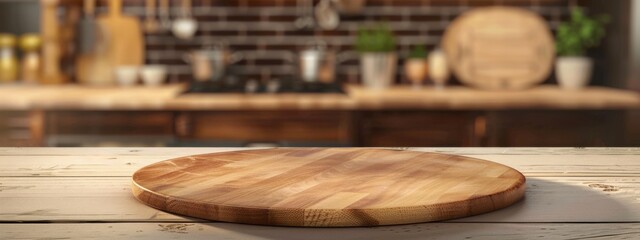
1,148,639,239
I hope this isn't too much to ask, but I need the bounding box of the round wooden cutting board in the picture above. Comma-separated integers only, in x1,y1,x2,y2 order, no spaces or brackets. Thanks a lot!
442,7,555,90
132,148,525,227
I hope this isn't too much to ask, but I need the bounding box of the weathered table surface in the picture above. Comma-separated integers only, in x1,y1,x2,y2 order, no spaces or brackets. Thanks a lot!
1,148,639,239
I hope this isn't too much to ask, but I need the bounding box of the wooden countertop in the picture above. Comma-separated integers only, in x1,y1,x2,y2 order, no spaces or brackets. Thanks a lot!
349,85,640,110
0,84,639,110
1,147,639,239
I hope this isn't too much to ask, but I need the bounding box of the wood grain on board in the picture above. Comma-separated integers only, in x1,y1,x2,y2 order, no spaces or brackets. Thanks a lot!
131,148,526,227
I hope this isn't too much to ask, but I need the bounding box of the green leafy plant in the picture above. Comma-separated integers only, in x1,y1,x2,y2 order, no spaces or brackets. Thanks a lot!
408,45,428,59
556,7,610,56
355,23,396,53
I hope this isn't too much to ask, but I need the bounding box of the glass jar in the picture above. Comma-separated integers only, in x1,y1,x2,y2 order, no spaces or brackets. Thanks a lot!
19,34,42,84
0,34,18,83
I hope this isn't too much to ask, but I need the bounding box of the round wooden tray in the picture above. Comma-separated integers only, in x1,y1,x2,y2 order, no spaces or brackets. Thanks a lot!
132,148,525,227
442,7,555,90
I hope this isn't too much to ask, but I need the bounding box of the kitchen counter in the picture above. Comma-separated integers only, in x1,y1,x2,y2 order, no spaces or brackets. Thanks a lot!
2,147,640,239
0,84,639,110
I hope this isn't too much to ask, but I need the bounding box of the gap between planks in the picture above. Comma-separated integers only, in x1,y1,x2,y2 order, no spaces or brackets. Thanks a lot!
1,147,640,156
2,222,640,240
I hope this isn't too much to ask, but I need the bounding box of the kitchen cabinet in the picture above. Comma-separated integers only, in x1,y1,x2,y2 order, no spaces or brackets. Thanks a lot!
5,109,634,147
487,110,625,147
0,85,638,147
45,111,175,146
358,110,626,147
359,111,483,147
0,111,42,147
176,111,354,146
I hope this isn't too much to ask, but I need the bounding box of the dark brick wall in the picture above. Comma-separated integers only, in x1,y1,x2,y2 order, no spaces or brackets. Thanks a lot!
115,0,574,83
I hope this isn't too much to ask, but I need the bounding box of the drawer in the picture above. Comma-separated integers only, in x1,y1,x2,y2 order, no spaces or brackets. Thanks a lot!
488,110,624,147
360,111,483,147
178,111,353,144
0,111,42,147
46,111,175,135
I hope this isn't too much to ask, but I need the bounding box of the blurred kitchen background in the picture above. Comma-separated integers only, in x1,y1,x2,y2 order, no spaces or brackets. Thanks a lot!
1,0,640,147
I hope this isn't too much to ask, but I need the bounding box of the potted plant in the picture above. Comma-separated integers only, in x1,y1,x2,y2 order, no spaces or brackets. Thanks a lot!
404,45,429,89
555,7,609,90
356,24,397,89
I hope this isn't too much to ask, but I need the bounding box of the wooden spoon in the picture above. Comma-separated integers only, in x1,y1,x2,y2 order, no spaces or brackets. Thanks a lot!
144,0,160,33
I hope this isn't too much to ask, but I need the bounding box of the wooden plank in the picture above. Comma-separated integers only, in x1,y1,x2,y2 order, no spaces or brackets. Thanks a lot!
1,152,639,177
0,147,245,156
2,147,640,156
1,176,639,223
3,222,640,240
0,147,242,156
422,147,640,155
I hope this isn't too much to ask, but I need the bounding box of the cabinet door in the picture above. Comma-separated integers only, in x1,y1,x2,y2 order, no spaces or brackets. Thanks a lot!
488,110,625,147
45,111,175,146
177,111,354,145
0,111,42,147
47,111,175,136
360,111,483,147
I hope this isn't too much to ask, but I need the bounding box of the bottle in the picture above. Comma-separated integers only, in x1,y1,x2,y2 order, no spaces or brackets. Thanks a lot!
0,34,18,83
19,34,42,84
428,48,450,90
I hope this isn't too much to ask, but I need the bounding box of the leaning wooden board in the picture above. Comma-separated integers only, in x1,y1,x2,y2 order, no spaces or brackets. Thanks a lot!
131,148,525,227
95,0,144,84
442,7,555,90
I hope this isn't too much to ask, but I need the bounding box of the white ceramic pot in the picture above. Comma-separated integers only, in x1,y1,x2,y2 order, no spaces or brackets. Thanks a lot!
115,66,139,87
140,65,167,86
361,53,397,90
556,56,593,90
172,18,198,40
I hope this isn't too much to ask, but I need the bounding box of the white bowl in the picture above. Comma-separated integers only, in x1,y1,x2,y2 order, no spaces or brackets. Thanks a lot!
115,66,139,87
140,65,167,86
172,18,198,40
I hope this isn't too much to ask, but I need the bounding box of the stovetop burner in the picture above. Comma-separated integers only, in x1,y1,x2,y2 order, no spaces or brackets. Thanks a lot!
183,77,345,94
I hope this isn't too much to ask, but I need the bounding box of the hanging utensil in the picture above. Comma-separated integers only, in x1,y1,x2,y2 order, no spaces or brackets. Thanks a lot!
159,0,172,32
172,0,198,40
306,0,316,29
295,0,306,29
295,0,314,30
315,0,339,30
144,0,160,33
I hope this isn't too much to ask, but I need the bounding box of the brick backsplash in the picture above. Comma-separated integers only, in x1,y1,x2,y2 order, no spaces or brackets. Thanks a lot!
115,0,575,84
